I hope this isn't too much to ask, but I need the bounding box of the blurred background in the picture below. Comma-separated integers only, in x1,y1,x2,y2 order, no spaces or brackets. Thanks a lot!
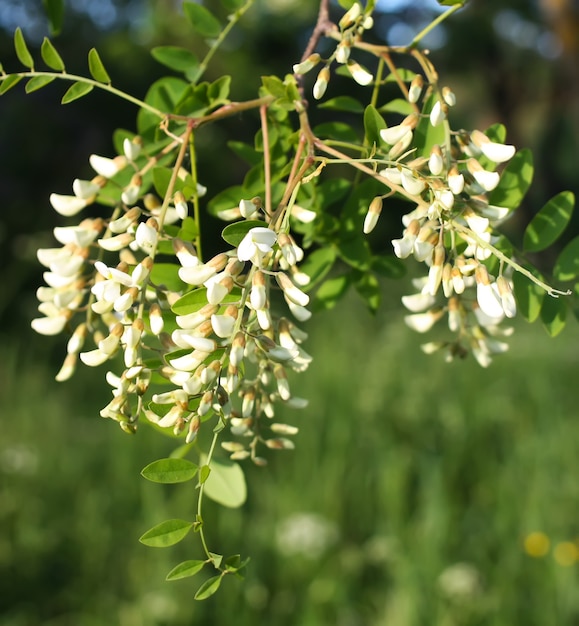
1,0,579,624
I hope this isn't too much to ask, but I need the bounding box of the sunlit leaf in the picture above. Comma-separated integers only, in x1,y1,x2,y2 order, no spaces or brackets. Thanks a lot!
0,75,23,95
540,295,567,337
312,273,352,312
166,560,206,581
319,96,364,113
139,519,194,548
488,149,533,210
171,289,240,315
61,81,94,104
183,2,222,38
363,104,386,146
194,575,222,600
14,28,34,69
379,98,413,116
513,269,544,323
221,220,266,247
413,93,446,157
523,191,574,253
371,255,406,279
554,235,579,282
299,247,336,290
203,457,247,508
88,48,111,84
25,75,56,93
41,37,65,71
141,458,198,484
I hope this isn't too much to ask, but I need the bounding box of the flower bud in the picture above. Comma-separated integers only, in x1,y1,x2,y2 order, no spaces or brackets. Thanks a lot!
313,66,330,100
363,196,383,234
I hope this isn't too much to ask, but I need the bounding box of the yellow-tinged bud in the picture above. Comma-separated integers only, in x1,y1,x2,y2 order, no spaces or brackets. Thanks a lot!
363,196,383,234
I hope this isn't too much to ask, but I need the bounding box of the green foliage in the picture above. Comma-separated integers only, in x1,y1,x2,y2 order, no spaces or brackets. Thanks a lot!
88,48,111,84
183,2,222,38
141,458,198,483
523,191,574,253
139,519,195,547
202,457,247,508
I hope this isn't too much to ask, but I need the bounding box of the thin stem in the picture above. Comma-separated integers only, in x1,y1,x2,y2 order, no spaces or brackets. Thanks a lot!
2,71,165,118
170,95,275,125
260,104,272,216
197,430,221,562
450,220,571,297
188,131,203,260
408,4,464,49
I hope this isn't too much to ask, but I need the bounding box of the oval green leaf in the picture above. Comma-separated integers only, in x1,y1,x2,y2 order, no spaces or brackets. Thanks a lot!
183,2,222,38
0,75,23,95
61,81,94,104
139,519,194,547
523,191,574,253
312,273,352,312
203,457,247,508
151,46,199,73
25,75,56,93
141,458,198,484
194,575,222,601
171,289,239,315
166,559,206,581
540,295,567,337
363,104,386,146
488,149,533,210
513,269,544,323
88,48,111,84
221,220,267,247
14,27,34,69
319,96,364,113
41,37,65,71
299,247,336,290
413,94,446,158
554,235,579,282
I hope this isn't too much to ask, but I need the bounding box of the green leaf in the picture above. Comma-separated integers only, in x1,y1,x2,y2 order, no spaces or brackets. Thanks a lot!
313,122,359,143
413,94,446,157
221,220,266,247
139,519,194,548
319,96,364,113
41,37,65,71
220,0,245,10
203,457,247,508
488,149,533,210
438,0,466,5
183,2,222,38
338,236,372,271
141,458,198,484
298,247,336,290
363,104,386,146
25,75,56,93
379,98,414,116
208,75,231,105
0,75,23,95
178,217,199,242
313,273,352,312
137,77,189,136
371,255,406,279
171,289,240,315
194,575,222,600
14,28,34,70
166,559,206,581
42,0,65,35
88,48,111,84
209,552,223,568
554,235,579,282
512,269,544,323
523,191,574,253
337,0,356,8
199,464,211,485
61,81,94,104
151,46,199,73
540,295,567,337
354,271,380,313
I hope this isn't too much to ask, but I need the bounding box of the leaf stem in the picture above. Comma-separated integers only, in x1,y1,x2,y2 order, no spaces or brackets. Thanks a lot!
408,4,464,49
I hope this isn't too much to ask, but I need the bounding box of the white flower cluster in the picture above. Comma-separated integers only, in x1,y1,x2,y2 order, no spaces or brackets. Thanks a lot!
362,79,519,366
293,1,375,100
32,139,311,458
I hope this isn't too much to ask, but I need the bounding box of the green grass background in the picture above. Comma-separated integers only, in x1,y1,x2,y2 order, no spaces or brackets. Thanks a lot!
2,294,579,625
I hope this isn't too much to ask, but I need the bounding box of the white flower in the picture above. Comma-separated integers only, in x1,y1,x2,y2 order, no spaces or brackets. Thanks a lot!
404,309,443,333
72,179,100,199
467,159,500,192
347,61,373,86
89,154,126,178
470,130,515,163
49,193,87,217
430,100,446,126
237,227,277,265
401,292,436,312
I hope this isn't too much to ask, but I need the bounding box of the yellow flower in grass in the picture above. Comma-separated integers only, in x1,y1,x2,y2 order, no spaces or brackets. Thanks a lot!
553,542,578,567
524,532,550,558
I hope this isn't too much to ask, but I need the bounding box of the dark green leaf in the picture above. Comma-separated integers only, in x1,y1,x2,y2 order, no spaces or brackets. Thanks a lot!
313,273,352,312
379,98,413,116
25,75,56,93
338,236,372,270
488,149,533,210
183,2,222,38
141,458,198,484
299,247,336,290
42,0,65,35
61,81,94,104
139,519,194,548
513,269,544,323
208,75,231,104
221,220,267,247
203,457,247,508
88,48,111,84
166,560,206,581
540,295,567,337
151,46,199,73
137,77,188,136
523,191,574,253
41,37,65,71
0,75,23,95
313,122,359,143
220,0,245,10
363,104,386,146
14,28,34,69
319,96,364,113
554,235,579,282
354,272,380,313
194,575,222,600
371,255,406,279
